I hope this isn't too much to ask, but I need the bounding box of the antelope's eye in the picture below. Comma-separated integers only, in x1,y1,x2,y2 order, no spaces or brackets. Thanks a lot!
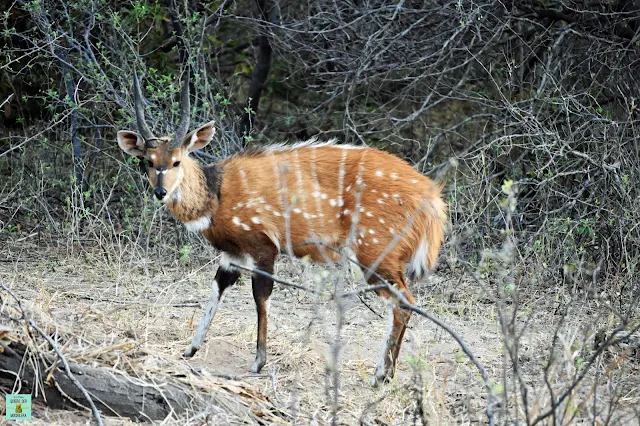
173,161,181,168
147,160,154,168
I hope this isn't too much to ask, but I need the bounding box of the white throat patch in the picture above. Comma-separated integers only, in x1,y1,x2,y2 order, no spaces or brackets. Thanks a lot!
184,216,212,232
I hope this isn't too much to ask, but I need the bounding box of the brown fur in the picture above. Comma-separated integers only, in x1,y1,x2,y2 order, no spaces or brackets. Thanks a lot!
194,145,446,278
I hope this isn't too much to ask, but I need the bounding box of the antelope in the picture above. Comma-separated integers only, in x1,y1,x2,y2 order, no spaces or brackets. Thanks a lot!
116,71,447,385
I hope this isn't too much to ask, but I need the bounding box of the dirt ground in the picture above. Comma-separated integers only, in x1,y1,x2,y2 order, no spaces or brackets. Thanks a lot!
2,240,638,425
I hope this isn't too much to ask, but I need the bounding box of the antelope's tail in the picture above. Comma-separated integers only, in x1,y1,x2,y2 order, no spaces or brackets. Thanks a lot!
407,192,447,281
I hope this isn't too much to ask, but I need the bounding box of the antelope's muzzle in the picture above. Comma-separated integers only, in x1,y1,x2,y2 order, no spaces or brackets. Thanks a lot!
154,187,167,200
154,169,167,200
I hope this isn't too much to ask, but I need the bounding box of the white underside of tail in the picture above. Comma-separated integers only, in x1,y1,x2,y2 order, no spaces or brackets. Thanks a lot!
407,237,429,281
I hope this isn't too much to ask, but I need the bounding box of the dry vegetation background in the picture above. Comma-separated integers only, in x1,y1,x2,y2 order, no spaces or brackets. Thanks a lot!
1,0,640,424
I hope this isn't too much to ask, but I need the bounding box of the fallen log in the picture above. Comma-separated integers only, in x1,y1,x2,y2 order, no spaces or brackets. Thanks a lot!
0,341,197,421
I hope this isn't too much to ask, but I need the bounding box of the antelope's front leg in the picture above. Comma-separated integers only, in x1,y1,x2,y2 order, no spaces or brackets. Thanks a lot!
183,268,240,358
250,263,274,373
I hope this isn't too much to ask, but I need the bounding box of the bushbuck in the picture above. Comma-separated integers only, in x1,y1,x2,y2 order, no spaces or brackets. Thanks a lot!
116,71,447,385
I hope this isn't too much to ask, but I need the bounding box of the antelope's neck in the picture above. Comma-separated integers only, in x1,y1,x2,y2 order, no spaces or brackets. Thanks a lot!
166,156,220,230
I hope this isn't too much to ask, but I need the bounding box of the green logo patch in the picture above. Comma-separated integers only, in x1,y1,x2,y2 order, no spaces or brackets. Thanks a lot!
6,394,32,421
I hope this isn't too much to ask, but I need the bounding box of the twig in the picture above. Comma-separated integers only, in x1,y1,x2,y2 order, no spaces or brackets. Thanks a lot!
0,285,104,426
0,93,14,110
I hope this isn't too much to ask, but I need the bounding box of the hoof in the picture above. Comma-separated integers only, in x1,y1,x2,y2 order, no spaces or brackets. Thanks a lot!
369,374,389,387
183,346,198,359
250,358,265,374
369,367,393,387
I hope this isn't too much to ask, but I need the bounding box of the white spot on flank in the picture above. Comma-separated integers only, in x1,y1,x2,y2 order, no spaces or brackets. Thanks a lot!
346,184,352,192
293,208,302,214
343,209,351,215
369,229,375,235
371,189,377,193
312,191,321,198
377,199,384,204
373,238,379,243
393,194,400,198
274,211,282,216
360,207,366,212
329,199,337,207
383,193,389,198
321,193,328,199
366,211,373,217
379,218,385,224
389,228,395,234
391,172,398,179
303,212,311,219
411,179,419,184
376,170,383,177
358,239,363,245
232,217,252,231
251,217,262,224
184,216,212,232
265,205,272,211
219,252,256,273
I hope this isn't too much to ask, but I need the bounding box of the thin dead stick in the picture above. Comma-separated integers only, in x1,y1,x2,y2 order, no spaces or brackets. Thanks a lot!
0,93,13,110
77,294,200,307
1,285,104,426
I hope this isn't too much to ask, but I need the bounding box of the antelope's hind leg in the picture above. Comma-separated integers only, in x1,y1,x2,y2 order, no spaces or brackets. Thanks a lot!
183,268,240,358
370,273,415,387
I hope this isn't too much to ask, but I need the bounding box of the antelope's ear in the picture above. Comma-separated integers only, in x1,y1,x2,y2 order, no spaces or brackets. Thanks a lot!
184,121,216,152
117,130,145,156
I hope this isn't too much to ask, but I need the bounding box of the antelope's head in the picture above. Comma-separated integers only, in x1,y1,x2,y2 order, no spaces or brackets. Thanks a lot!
117,71,216,202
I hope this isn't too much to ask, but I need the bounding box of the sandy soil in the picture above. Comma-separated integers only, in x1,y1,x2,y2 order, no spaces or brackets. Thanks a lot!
2,242,638,425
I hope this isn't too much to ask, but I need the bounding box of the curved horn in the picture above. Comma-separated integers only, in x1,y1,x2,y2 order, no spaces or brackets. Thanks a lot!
133,70,157,148
170,69,191,148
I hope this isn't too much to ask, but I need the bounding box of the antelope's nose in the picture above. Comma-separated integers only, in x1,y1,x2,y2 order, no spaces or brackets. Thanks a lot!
154,187,167,200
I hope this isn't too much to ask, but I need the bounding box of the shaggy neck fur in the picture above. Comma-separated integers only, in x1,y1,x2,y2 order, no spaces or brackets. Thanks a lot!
166,155,220,225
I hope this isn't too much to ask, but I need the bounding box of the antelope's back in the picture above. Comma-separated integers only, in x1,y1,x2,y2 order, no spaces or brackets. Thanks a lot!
216,142,446,268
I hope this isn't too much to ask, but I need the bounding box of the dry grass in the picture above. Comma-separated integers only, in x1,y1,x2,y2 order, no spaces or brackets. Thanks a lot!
1,237,638,425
